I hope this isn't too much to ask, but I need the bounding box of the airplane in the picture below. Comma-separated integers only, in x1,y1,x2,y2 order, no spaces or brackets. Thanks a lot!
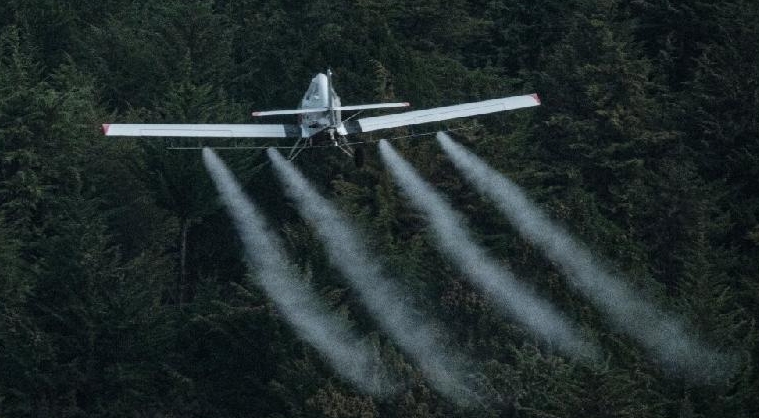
102,69,541,166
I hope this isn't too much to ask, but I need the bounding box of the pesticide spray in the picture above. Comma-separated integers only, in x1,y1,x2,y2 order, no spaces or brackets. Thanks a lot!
267,148,483,404
378,140,600,361
202,148,393,394
436,132,735,380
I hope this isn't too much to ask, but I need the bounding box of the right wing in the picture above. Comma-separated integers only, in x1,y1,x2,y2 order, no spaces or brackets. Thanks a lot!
345,94,540,133
102,123,301,138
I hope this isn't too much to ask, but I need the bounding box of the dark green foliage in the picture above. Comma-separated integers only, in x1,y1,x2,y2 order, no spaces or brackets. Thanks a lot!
1,0,757,416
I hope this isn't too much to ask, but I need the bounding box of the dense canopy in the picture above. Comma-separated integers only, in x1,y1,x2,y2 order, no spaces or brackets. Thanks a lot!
1,1,757,417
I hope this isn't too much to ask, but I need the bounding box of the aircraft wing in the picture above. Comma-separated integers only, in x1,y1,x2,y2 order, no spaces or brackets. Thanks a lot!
345,94,540,134
102,123,301,138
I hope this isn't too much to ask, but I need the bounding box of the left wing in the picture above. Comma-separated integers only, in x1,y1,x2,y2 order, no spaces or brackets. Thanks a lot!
102,123,300,138
344,94,540,134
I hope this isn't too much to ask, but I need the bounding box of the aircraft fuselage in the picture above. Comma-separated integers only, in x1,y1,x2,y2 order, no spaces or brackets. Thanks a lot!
299,71,343,139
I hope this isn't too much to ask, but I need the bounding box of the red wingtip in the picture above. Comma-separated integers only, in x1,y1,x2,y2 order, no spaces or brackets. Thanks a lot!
101,124,110,135
403,102,411,107
531,93,541,105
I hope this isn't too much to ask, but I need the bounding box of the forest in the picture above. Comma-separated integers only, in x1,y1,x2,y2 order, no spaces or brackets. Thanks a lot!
1,0,758,416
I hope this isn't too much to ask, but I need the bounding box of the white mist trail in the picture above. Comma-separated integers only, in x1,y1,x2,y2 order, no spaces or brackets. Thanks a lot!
267,148,481,404
202,148,392,394
437,132,734,380
378,140,600,361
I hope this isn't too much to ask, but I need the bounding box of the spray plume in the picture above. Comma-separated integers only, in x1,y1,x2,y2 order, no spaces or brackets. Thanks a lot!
202,148,393,394
267,148,482,404
378,140,600,361
436,132,735,380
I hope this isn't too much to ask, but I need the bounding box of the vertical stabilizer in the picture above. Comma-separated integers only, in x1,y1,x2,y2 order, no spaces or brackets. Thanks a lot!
327,68,337,126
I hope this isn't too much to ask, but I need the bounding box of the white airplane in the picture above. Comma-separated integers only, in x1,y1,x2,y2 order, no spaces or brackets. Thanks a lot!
102,69,540,166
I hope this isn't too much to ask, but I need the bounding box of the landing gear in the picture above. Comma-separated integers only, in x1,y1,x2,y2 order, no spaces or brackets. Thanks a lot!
285,128,363,167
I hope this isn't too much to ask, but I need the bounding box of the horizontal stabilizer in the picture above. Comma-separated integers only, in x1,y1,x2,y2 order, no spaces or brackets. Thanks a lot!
336,102,410,111
252,108,328,117
252,102,410,117
102,123,300,138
